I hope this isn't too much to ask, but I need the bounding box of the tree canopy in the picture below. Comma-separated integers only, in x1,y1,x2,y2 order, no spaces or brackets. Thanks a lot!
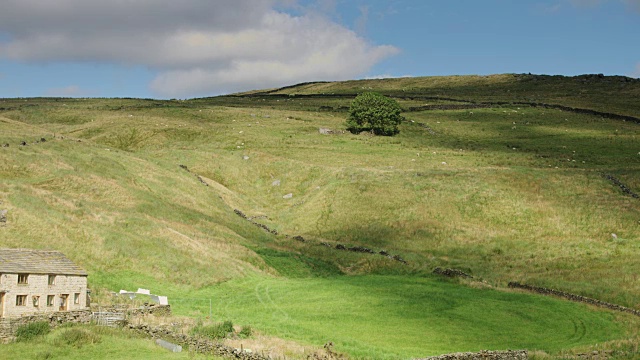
345,92,404,136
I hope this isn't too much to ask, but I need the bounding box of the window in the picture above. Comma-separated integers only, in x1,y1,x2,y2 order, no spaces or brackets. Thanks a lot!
48,275,56,285
33,296,40,307
18,274,28,284
47,295,55,307
74,293,80,305
16,295,27,306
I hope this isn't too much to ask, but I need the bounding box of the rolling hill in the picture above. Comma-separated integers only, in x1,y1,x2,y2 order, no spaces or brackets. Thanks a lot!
1,73,639,359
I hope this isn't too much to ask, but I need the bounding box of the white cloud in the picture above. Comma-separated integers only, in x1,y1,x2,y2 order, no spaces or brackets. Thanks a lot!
0,1,399,98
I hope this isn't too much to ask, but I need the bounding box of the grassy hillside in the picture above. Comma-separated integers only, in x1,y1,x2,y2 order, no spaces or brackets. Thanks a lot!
1,74,640,358
0,109,275,289
256,73,640,117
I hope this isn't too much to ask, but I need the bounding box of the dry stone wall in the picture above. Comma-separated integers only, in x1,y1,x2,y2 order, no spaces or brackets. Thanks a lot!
96,304,172,317
415,349,528,360
126,323,267,359
0,310,91,343
508,282,640,317
408,104,492,112
432,267,473,279
241,75,640,127
508,102,640,124
0,304,171,343
233,209,279,235
602,174,640,199
406,99,640,124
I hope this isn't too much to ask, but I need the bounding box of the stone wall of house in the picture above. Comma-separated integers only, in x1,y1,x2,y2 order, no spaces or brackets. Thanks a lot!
0,310,91,343
0,273,88,317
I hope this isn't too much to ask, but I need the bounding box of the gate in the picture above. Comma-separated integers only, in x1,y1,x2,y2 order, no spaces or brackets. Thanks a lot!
92,311,125,327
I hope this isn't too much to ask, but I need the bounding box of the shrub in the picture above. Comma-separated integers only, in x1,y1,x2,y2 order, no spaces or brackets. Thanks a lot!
191,320,234,340
54,328,101,348
15,321,50,342
221,320,234,333
239,325,253,338
346,92,404,136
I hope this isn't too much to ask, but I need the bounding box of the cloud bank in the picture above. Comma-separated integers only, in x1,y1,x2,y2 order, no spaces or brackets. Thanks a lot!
0,0,398,97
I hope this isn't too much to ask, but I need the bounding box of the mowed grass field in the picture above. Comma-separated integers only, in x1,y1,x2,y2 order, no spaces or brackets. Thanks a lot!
1,74,639,358
177,275,631,359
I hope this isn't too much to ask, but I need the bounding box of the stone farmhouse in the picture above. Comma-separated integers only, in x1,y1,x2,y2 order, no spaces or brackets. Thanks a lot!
0,249,88,318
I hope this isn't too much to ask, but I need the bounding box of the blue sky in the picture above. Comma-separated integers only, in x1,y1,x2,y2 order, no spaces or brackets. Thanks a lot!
0,0,638,99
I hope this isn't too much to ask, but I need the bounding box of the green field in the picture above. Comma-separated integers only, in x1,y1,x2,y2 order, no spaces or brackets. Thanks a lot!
1,324,221,359
1,74,639,358
177,275,629,359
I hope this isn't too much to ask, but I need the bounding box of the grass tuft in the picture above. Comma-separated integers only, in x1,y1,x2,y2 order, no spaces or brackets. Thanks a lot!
53,327,102,348
191,320,235,340
15,321,50,342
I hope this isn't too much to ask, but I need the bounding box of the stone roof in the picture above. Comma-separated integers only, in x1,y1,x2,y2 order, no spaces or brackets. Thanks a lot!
0,248,88,276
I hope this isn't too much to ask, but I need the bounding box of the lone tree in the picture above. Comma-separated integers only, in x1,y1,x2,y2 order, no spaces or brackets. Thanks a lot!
345,92,404,136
